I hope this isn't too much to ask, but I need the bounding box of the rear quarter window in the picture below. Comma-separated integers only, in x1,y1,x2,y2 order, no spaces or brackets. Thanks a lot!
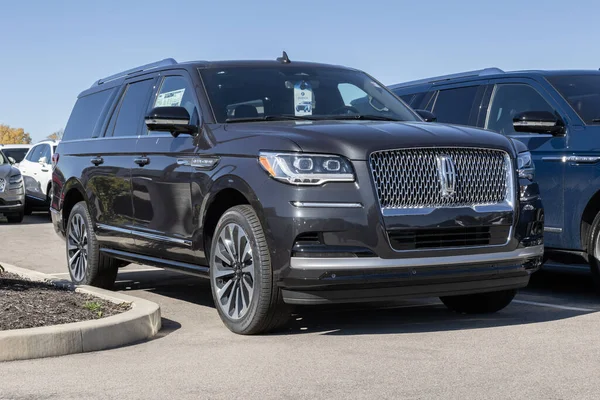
62,88,116,141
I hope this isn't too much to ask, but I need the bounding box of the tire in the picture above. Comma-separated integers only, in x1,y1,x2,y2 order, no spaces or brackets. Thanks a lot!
440,289,517,314
586,212,600,293
66,201,118,289
24,202,32,215
6,210,24,223
209,205,289,335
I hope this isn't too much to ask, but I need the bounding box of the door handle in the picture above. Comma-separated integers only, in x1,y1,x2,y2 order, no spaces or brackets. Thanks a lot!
90,157,104,166
134,157,150,166
41,169,49,172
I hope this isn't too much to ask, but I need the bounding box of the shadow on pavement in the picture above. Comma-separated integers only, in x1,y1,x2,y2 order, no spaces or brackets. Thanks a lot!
0,213,52,225
110,268,600,337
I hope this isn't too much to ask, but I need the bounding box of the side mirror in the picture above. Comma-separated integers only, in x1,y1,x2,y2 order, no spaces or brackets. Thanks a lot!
513,111,565,135
39,156,48,165
415,109,437,122
8,157,16,165
144,106,198,137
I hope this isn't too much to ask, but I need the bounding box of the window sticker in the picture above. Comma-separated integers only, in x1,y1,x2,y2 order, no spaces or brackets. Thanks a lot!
155,88,186,107
294,81,313,116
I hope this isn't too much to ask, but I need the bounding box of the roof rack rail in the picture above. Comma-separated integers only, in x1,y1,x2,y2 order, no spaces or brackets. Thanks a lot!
389,67,504,89
92,58,178,87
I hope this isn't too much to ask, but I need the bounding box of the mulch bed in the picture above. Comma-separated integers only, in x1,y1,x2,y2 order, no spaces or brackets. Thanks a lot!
0,272,131,331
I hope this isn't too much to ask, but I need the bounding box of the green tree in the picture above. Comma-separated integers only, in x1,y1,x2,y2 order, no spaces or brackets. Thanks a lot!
0,124,32,144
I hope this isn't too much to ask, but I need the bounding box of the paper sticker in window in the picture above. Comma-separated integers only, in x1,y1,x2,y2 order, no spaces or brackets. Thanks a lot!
155,88,185,107
294,81,313,116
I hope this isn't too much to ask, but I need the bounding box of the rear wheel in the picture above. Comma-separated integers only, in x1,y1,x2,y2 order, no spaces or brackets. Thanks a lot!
66,201,118,289
209,205,289,335
6,210,24,223
586,212,600,293
440,289,517,314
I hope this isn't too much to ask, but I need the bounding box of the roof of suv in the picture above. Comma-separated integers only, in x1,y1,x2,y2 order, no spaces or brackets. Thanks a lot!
389,67,600,91
80,56,355,97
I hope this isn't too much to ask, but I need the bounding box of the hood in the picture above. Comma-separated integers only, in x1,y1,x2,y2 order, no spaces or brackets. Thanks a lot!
0,164,19,180
221,120,517,160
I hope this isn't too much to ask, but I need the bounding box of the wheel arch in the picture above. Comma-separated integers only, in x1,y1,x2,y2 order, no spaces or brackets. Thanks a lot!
60,178,90,232
580,188,600,252
199,175,271,262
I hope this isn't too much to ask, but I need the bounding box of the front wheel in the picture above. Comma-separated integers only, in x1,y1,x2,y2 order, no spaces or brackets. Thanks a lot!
440,289,517,314
66,201,119,289
6,210,24,223
209,205,289,335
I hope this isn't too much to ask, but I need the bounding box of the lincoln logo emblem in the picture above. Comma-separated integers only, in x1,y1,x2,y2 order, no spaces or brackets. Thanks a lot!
436,155,457,197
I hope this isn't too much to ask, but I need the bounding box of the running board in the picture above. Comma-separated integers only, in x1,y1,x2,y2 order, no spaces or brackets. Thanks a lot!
100,248,210,277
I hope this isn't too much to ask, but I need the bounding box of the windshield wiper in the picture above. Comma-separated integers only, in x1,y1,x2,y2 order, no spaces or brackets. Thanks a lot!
317,114,403,122
225,115,315,123
592,119,600,123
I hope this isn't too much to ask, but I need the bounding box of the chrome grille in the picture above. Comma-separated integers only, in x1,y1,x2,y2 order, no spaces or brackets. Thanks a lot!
0,178,4,193
369,148,511,210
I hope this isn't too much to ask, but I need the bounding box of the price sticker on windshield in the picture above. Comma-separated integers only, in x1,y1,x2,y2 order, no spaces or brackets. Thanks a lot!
294,81,313,116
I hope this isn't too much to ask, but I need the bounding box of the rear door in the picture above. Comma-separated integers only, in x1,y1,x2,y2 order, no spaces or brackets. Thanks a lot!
426,80,489,127
87,77,156,251
131,71,199,264
483,78,569,246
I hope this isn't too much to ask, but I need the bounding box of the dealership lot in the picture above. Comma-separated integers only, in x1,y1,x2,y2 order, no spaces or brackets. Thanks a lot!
2,214,600,399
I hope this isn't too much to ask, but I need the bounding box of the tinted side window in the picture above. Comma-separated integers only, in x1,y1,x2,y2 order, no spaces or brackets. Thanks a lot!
432,86,479,125
26,145,42,162
486,84,555,135
111,79,154,137
63,88,115,141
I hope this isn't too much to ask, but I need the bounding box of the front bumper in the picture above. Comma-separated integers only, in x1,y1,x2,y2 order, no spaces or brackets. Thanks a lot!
0,186,25,215
249,158,544,304
282,245,543,304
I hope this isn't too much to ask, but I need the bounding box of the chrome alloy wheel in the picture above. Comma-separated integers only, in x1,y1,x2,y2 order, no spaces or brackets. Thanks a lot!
211,223,255,320
68,214,89,282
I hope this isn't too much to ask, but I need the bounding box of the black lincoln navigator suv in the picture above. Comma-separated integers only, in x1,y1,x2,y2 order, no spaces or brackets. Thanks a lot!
51,54,544,334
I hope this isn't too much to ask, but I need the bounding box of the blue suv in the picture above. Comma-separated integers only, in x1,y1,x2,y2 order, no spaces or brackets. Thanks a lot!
390,68,600,289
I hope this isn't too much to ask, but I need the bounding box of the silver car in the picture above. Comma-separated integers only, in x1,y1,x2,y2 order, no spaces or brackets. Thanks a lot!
0,149,25,223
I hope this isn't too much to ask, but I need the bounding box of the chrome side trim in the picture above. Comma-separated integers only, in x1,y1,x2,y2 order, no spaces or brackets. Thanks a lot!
96,223,192,246
542,156,600,164
290,245,544,270
291,201,363,208
544,227,563,233
381,200,513,217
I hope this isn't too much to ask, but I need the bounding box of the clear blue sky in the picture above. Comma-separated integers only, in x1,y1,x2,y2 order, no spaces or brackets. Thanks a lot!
1,0,598,143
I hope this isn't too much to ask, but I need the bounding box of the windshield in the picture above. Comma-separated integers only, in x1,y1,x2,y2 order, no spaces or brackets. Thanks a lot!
199,66,420,123
547,75,600,124
2,148,28,163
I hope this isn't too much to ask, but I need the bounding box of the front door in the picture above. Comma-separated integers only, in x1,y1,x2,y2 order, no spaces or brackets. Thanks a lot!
484,79,568,248
20,143,51,205
132,72,199,264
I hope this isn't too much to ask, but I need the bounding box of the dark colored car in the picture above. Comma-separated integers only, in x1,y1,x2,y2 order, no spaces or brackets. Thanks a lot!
390,68,600,289
50,56,544,334
0,149,25,223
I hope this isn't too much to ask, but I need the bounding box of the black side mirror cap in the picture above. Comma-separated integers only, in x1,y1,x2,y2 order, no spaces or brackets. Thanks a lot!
415,109,437,122
144,106,198,137
513,111,565,136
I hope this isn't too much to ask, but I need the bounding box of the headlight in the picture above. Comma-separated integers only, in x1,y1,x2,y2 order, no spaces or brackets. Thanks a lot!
9,174,22,184
258,152,355,185
517,151,535,180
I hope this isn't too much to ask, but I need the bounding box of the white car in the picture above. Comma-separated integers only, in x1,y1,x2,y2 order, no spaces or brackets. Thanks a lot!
0,144,32,167
18,140,59,214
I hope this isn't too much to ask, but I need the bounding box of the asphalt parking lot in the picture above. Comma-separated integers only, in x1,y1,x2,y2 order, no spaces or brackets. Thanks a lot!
2,214,600,399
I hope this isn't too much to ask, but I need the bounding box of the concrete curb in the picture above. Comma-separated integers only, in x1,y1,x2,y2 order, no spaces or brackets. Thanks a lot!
0,263,162,362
